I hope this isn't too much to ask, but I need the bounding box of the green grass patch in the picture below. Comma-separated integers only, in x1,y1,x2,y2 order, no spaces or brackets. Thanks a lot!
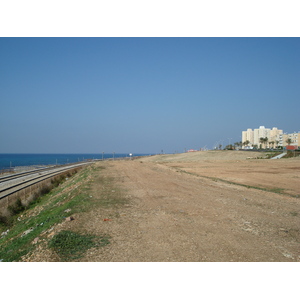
48,230,110,261
269,188,285,193
265,152,282,159
0,171,78,227
0,165,101,262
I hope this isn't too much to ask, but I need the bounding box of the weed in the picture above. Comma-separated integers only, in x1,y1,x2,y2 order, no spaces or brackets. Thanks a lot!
48,230,110,261
0,169,79,227
0,214,12,227
265,152,282,159
51,177,61,187
8,198,25,215
40,185,52,196
0,199,27,227
0,166,95,261
0,164,116,261
283,151,300,158
269,188,285,193
173,168,293,196
95,175,128,207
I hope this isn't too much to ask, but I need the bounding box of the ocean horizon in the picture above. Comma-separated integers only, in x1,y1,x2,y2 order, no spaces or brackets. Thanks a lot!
0,153,153,170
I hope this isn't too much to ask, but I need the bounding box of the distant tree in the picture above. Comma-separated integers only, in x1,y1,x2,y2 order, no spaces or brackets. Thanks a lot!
259,137,265,149
259,137,269,149
286,138,292,145
269,141,275,149
264,137,269,149
225,144,234,150
242,140,250,148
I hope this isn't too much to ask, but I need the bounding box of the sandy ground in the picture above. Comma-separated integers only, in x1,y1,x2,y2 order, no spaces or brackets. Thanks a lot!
141,151,300,196
25,151,300,262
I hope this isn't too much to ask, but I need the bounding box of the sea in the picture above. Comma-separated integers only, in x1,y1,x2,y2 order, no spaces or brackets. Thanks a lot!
0,153,152,172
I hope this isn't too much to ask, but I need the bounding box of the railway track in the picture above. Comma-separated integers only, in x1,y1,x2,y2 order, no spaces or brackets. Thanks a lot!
0,165,64,184
0,162,91,200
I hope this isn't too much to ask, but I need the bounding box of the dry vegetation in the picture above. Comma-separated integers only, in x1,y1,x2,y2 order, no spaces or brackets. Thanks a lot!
2,150,299,262
141,151,300,196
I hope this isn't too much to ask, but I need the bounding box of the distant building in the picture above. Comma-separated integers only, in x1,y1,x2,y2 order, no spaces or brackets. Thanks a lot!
242,128,254,146
242,126,283,149
242,126,300,149
282,132,300,148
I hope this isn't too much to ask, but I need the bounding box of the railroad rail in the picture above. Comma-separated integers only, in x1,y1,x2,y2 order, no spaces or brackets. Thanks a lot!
0,162,92,201
0,165,65,184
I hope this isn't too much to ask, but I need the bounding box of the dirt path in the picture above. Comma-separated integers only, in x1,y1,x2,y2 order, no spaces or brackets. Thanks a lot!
77,159,299,262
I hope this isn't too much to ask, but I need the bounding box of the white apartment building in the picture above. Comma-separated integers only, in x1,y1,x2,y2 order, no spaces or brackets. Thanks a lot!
242,126,283,148
253,126,271,146
282,132,300,147
242,128,254,145
270,127,283,141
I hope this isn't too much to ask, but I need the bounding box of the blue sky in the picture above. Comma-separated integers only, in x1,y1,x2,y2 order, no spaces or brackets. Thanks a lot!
1,37,299,153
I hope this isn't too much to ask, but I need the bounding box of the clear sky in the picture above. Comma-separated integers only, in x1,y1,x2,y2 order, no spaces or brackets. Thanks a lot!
1,37,299,154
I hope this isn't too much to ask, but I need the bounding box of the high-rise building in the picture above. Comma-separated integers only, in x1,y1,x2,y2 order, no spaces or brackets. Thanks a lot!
242,128,254,145
282,132,300,147
242,126,283,149
270,127,283,141
253,126,270,146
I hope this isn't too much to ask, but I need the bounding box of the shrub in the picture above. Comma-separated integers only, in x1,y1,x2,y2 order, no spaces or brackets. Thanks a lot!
40,185,51,196
0,214,12,226
8,198,25,215
48,230,110,261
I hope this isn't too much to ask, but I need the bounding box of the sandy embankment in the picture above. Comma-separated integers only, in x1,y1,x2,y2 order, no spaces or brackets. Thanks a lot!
24,150,300,262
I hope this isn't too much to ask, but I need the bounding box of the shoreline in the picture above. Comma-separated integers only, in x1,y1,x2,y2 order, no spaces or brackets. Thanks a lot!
0,153,154,172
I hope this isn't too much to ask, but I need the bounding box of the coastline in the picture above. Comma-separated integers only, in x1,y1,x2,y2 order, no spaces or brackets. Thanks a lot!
0,153,153,172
